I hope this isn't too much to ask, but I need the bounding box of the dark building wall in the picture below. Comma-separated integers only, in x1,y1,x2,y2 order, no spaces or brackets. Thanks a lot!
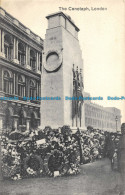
0,7,43,133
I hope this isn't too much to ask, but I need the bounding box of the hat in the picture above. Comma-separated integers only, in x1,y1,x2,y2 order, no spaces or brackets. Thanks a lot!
121,123,125,129
121,123,125,134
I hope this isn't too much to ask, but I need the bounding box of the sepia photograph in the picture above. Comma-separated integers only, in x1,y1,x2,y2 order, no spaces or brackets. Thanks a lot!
0,0,125,194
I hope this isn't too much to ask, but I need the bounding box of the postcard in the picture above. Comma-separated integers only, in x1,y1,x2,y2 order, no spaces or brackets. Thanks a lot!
0,0,125,194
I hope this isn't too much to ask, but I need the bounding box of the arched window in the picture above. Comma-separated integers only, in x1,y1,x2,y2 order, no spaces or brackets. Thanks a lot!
30,50,36,69
4,108,13,130
18,42,25,65
18,75,25,97
4,34,13,60
30,112,37,129
18,109,26,127
30,79,36,98
3,70,13,94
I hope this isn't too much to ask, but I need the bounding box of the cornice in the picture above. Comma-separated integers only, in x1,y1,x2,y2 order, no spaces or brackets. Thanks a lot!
0,8,43,45
0,98,40,108
0,19,43,52
46,12,80,32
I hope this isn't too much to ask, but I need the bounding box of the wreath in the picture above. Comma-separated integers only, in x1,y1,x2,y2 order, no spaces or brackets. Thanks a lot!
43,150,65,176
67,148,80,174
23,155,44,176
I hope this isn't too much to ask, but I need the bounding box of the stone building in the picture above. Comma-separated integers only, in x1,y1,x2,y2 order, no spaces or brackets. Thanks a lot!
84,92,121,132
0,7,43,133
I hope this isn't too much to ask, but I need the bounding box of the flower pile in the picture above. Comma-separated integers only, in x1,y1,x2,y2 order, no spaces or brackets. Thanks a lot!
1,126,80,180
75,128,106,164
1,126,121,180
1,134,21,179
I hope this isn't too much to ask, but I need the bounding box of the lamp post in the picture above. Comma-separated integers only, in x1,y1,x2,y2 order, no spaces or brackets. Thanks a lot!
115,116,118,132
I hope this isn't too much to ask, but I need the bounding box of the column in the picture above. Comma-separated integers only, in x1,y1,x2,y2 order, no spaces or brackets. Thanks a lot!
25,45,28,65
0,68,4,96
38,53,40,72
13,73,15,95
25,77,30,97
0,69,2,92
16,39,18,60
36,52,38,71
13,38,19,64
28,46,30,65
0,29,5,58
25,45,31,70
13,37,16,59
1,30,4,53
39,82,41,97
36,53,41,74
15,73,18,96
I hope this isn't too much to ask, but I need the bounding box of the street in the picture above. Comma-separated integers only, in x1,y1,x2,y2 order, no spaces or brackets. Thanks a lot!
0,158,122,195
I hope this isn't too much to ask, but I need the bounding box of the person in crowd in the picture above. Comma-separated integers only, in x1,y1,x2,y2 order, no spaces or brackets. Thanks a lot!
118,123,125,195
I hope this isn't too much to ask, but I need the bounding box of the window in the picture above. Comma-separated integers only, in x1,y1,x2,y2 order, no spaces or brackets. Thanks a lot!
18,109,26,127
3,70,13,94
30,80,36,98
30,112,37,129
18,75,25,97
4,108,12,130
4,34,13,60
30,50,36,69
18,42,25,65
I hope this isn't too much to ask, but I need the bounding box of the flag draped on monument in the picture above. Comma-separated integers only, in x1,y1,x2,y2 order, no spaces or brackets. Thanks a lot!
72,65,84,127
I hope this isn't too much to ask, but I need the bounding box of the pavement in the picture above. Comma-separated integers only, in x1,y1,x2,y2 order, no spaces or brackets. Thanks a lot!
0,158,122,195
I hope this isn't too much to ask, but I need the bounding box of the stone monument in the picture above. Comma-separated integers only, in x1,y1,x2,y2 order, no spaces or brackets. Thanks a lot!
41,12,85,130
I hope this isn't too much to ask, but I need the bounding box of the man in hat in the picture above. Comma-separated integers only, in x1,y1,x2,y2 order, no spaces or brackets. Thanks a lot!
118,123,125,195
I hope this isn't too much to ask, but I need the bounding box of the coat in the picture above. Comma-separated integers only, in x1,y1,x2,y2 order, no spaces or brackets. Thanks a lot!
118,134,125,173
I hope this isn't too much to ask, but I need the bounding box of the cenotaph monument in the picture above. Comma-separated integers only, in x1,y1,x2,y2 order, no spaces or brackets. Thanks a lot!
41,12,85,130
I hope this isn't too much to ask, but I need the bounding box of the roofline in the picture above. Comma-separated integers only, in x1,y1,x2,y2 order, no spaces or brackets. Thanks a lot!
46,12,80,32
0,6,43,42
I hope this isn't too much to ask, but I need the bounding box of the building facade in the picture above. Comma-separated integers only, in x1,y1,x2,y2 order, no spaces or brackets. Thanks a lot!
84,92,121,132
0,7,43,133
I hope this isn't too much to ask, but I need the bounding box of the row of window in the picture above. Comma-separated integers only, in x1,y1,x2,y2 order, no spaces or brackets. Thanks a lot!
85,117,116,128
85,106,117,121
3,70,40,99
4,108,38,130
4,33,42,71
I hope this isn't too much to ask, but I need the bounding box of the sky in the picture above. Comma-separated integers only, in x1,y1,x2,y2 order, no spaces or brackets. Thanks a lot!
1,0,125,122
